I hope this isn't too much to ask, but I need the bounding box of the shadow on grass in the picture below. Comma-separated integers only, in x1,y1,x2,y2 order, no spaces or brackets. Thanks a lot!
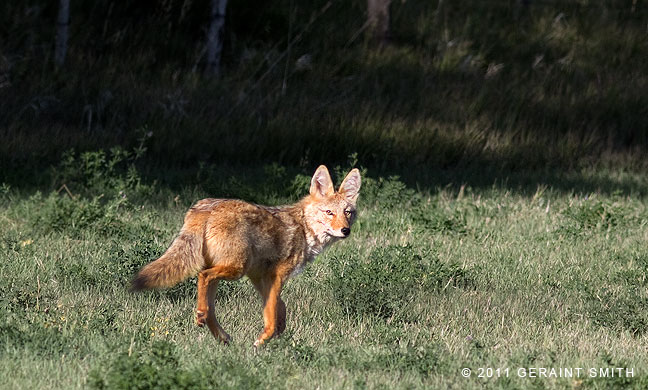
0,1,646,198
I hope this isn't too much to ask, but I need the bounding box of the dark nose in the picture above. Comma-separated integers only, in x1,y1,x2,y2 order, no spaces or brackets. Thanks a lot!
341,227,351,236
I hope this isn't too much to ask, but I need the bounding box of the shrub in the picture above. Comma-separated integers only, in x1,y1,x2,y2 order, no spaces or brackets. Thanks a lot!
29,191,125,236
587,287,648,337
89,341,187,390
53,145,153,200
89,341,263,390
412,207,468,235
329,244,472,321
559,197,632,235
359,175,418,209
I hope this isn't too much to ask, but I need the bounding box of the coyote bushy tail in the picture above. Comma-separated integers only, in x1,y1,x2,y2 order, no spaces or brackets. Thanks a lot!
131,230,204,291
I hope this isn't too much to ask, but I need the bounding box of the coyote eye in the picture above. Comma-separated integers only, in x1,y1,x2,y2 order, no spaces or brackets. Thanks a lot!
325,210,333,215
344,210,352,217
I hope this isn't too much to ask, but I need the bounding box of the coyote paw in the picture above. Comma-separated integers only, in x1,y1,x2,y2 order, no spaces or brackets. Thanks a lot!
195,310,207,327
221,334,232,345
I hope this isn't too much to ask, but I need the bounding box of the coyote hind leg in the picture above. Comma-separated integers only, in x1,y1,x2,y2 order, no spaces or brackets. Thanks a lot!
276,297,287,335
196,276,230,343
196,265,243,344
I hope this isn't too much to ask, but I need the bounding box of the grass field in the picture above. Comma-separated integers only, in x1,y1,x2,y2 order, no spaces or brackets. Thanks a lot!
1,155,648,389
2,0,647,388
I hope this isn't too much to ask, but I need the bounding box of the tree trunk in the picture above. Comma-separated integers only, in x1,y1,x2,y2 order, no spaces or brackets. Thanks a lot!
55,0,70,67
367,0,391,44
205,0,228,76
434,0,444,25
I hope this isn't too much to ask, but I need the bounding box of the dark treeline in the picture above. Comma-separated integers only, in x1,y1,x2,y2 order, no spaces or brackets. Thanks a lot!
1,0,646,181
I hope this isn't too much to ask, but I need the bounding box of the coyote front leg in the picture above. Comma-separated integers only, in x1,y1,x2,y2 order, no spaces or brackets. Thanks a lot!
250,273,286,347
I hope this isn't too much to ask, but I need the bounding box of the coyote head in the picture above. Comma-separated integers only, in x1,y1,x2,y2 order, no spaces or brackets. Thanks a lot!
303,165,361,244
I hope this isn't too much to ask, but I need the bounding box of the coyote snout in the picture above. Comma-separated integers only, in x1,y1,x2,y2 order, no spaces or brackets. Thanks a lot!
131,165,361,346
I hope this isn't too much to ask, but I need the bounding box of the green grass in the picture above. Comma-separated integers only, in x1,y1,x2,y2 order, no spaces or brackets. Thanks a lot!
1,158,648,389
1,0,647,388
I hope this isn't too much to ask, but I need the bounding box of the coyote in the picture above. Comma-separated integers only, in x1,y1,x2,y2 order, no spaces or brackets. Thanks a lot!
131,165,361,346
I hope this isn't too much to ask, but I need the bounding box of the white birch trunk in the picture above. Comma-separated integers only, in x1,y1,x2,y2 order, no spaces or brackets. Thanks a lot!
55,0,70,67
367,0,391,44
205,0,228,75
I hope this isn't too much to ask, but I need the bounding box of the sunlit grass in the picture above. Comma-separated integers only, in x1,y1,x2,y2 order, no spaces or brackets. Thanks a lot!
1,160,647,389
1,0,646,388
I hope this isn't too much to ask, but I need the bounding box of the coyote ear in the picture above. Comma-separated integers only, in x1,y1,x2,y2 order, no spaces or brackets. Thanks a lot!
310,165,334,197
339,168,361,204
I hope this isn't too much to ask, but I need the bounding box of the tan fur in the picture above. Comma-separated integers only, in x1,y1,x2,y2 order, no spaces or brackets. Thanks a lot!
131,165,361,346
